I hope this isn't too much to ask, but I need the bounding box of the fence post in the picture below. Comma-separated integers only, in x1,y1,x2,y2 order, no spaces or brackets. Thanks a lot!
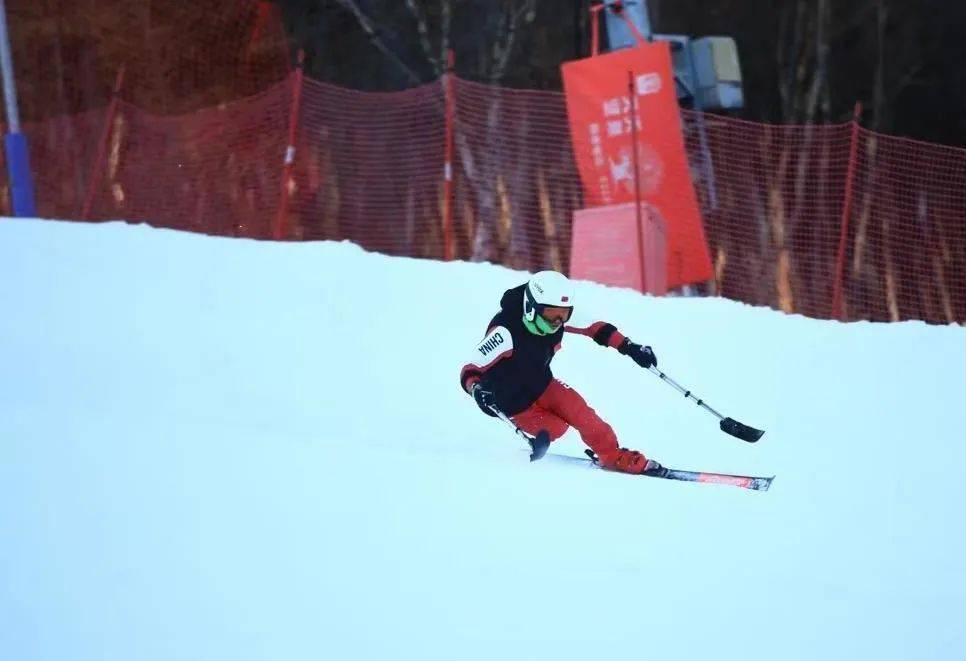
442,50,456,261
590,3,603,56
80,65,125,220
628,70,646,293
274,50,305,240
831,102,863,320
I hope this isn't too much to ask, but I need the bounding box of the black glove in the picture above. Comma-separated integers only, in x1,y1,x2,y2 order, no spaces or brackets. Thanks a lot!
619,339,657,369
471,382,496,411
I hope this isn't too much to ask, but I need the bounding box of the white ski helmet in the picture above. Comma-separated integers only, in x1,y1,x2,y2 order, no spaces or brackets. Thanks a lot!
523,270,574,335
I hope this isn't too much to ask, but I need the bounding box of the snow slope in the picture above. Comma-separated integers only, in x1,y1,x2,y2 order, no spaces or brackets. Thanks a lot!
2,218,964,661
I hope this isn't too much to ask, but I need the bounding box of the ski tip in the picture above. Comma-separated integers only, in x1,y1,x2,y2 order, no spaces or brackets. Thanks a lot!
755,476,776,491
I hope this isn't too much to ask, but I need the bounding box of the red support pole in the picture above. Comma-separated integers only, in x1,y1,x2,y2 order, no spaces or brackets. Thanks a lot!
442,50,456,261
590,5,603,56
589,2,646,54
618,10,648,46
274,50,305,240
249,1,272,48
628,70,646,293
831,102,863,320
80,65,125,220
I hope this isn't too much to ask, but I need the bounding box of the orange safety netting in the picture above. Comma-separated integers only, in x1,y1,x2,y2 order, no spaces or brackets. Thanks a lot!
2,3,965,324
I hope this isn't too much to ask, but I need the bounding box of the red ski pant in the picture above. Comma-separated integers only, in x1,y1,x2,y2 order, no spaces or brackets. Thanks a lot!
511,379,619,458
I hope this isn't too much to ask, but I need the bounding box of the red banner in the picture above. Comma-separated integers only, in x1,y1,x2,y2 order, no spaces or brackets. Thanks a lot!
562,43,712,289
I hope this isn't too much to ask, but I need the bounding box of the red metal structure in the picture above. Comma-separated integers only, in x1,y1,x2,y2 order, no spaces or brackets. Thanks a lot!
442,50,456,261
274,51,305,241
80,66,125,220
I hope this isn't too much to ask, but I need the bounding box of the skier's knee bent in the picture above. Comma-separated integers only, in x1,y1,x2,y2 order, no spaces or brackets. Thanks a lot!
512,407,570,442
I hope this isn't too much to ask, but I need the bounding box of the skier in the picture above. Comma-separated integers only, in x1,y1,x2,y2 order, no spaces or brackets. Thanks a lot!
459,270,662,474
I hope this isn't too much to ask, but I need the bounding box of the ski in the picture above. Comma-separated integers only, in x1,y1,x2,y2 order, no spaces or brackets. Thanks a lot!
649,466,773,491
580,450,773,491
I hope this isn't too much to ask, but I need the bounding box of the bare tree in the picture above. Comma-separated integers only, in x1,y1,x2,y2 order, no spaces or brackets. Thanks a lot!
329,1,540,262
332,0,423,84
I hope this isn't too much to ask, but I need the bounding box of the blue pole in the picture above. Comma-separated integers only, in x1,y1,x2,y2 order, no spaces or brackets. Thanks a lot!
0,0,36,217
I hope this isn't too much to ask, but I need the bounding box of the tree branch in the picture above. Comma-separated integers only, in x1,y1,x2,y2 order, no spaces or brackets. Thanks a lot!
333,0,423,85
804,0,829,123
872,0,887,130
440,0,452,71
404,0,441,76
776,6,790,115
887,64,924,103
489,0,537,85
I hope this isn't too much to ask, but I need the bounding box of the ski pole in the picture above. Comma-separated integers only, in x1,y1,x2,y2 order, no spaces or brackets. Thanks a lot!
646,366,765,442
489,405,551,461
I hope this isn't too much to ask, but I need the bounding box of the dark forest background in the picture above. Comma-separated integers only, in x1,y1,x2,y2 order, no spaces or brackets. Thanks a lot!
274,0,966,146
5,1,966,146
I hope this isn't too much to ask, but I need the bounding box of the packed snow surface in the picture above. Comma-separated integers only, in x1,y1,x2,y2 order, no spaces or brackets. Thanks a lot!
2,218,964,660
